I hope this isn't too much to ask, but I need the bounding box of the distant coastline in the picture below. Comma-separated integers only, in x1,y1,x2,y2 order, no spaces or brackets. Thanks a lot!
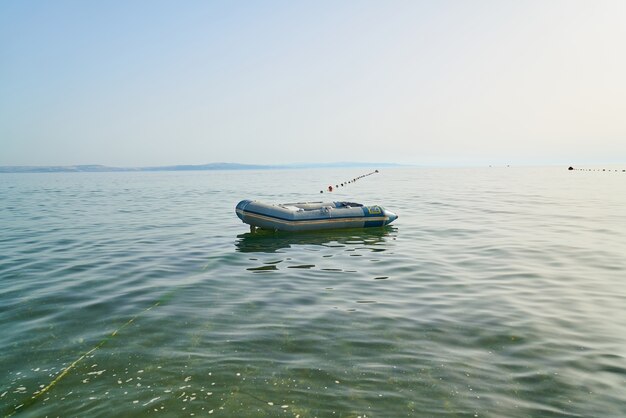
0,162,402,173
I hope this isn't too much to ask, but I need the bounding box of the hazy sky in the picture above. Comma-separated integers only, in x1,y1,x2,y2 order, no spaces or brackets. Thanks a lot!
1,1,625,166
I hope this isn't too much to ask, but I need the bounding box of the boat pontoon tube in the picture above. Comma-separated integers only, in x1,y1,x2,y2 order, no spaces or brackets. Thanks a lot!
235,200,398,232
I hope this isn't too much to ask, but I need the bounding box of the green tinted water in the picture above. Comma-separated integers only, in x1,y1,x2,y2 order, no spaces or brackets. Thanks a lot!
1,168,625,417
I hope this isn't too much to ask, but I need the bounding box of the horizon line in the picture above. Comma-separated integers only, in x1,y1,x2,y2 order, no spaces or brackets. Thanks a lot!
1,161,623,174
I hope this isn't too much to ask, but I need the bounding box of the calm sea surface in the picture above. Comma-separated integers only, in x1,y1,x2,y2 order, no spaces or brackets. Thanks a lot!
1,167,625,417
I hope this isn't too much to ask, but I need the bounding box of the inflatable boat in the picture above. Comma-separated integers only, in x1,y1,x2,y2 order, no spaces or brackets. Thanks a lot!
235,200,398,232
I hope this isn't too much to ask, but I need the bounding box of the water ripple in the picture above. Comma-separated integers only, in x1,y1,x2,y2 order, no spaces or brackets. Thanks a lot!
1,168,625,417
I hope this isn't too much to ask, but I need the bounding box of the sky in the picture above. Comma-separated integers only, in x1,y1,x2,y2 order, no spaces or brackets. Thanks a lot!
1,0,625,167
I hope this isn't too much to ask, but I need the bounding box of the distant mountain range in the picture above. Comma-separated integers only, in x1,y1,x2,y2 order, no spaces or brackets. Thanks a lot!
0,162,401,173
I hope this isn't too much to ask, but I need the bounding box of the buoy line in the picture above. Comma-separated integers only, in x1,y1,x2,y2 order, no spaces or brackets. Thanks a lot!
320,169,379,193
568,166,625,172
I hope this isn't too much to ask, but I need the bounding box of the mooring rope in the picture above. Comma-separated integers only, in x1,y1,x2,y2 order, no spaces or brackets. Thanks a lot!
4,299,165,417
319,169,379,193
5,256,220,417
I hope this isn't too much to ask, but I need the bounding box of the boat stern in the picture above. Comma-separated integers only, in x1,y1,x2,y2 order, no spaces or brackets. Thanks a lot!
384,210,398,225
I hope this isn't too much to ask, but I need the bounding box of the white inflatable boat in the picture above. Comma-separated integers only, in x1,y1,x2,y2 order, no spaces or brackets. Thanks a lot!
235,200,398,232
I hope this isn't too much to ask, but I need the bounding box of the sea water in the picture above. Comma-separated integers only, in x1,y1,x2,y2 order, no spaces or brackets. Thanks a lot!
1,167,625,417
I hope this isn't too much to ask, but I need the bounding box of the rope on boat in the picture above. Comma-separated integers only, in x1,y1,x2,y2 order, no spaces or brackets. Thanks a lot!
320,169,379,193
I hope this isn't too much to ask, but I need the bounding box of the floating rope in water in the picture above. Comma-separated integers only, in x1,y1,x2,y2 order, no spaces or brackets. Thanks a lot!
4,300,164,417
6,256,219,417
320,169,379,193
568,166,625,172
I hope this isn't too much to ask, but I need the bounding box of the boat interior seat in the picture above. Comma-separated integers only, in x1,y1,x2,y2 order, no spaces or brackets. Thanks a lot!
280,205,304,211
336,201,363,208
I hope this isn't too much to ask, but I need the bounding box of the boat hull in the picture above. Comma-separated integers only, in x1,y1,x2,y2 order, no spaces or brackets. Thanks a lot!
235,200,398,232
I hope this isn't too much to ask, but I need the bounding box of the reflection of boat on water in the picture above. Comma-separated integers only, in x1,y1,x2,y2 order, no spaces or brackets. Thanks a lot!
235,200,398,232
235,226,397,253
